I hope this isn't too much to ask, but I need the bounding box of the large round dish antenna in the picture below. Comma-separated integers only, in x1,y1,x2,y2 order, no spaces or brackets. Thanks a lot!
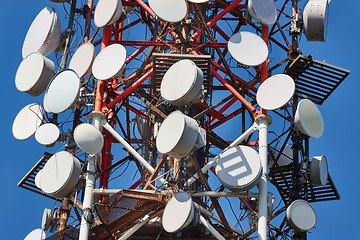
294,99,324,139
310,155,328,186
148,0,187,23
160,59,204,106
69,42,96,78
156,111,199,159
228,31,268,66
248,0,277,26
92,43,127,81
303,0,329,41
256,74,295,110
12,104,43,140
286,199,316,232
74,123,104,154
44,69,80,113
22,7,62,58
162,192,194,233
94,0,123,28
215,146,262,190
40,151,82,198
35,123,60,146
24,229,46,240
15,52,55,96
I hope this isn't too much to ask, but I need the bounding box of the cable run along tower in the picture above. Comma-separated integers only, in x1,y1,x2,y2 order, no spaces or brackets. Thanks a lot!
15,0,349,239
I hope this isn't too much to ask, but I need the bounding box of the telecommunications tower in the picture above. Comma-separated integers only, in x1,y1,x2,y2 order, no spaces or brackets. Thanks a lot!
15,0,349,239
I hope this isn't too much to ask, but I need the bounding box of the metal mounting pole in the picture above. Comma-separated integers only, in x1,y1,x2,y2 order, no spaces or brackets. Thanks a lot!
256,115,272,240
78,113,103,240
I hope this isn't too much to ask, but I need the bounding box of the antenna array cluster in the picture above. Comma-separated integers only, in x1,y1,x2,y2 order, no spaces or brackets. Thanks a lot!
16,1,349,240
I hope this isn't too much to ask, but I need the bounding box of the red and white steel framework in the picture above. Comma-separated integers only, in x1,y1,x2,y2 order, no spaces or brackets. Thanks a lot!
25,0,348,239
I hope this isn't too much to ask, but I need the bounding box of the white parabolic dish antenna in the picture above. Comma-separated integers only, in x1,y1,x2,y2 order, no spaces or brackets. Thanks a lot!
160,59,204,106
294,99,324,139
24,229,46,240
22,7,62,58
42,208,53,230
248,0,277,26
310,155,328,186
228,31,268,66
35,123,60,145
12,103,43,140
303,0,329,41
40,151,82,198
44,69,80,113
162,192,194,233
148,0,187,23
286,199,316,232
256,74,295,110
74,123,104,154
15,52,55,96
69,42,96,78
94,0,123,28
215,145,262,190
92,43,127,81
156,111,199,159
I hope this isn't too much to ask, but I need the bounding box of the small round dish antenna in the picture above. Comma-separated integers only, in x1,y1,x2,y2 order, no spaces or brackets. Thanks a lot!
256,74,295,110
44,69,80,113
228,31,268,66
156,111,199,159
35,169,43,189
92,43,127,81
215,145,262,190
12,103,43,140
303,0,329,41
35,123,60,146
15,52,55,96
162,192,194,233
248,0,277,26
73,123,104,154
24,229,46,240
22,7,62,58
286,199,316,232
148,0,187,23
69,42,96,78
40,151,82,198
160,59,204,106
310,155,328,186
294,99,324,139
42,208,53,231
94,0,123,28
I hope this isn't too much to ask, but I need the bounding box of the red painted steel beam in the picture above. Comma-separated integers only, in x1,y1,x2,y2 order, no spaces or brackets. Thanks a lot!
125,46,147,64
128,105,147,118
116,40,228,48
260,25,269,115
191,0,242,41
105,69,154,110
211,68,260,117
210,97,237,123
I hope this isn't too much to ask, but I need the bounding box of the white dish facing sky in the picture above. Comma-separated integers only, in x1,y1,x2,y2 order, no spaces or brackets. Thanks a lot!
256,74,295,110
148,0,187,23
228,31,268,66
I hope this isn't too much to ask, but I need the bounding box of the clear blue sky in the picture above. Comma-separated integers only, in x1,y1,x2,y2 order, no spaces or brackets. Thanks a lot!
0,0,358,239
